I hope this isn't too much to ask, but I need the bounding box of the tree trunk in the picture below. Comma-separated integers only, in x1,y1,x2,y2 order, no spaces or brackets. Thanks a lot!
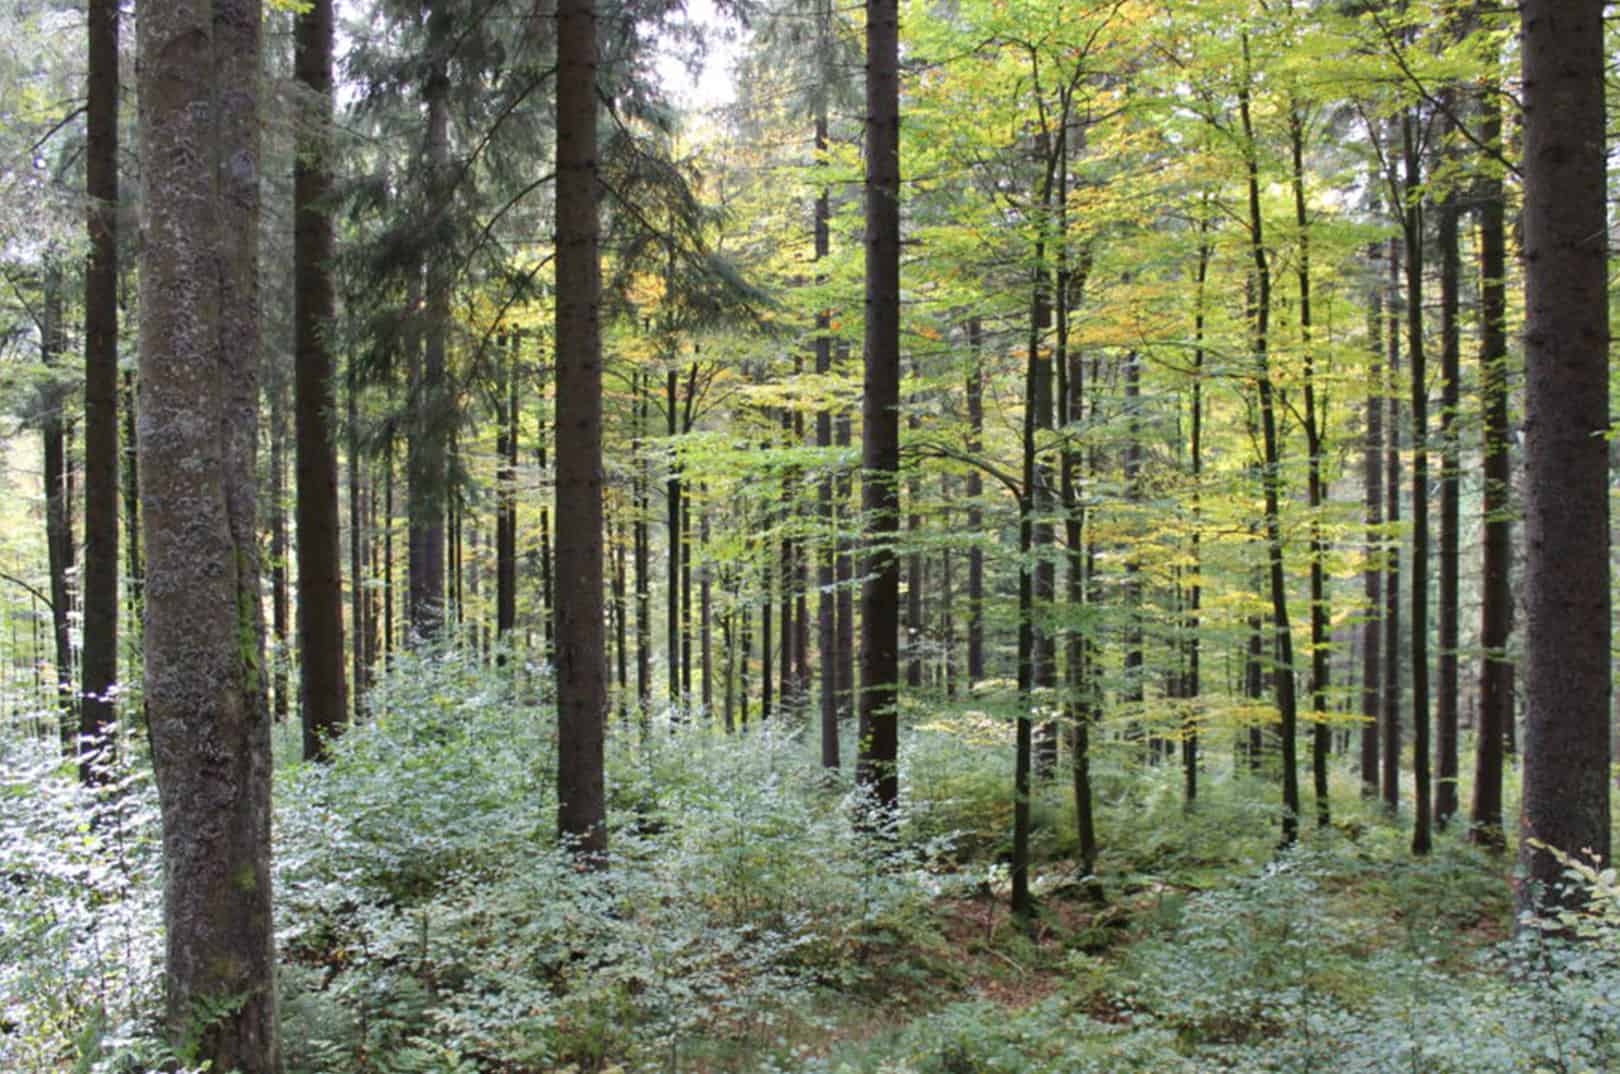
295,0,348,759
1470,88,1510,852
40,265,75,756
269,379,289,725
1402,111,1432,856
1291,109,1331,830
1240,37,1300,844
408,28,450,641
1361,248,1384,799
80,0,118,777
966,319,985,686
1517,0,1611,909
138,0,277,1063
555,0,607,857
1382,234,1402,814
816,93,838,766
1436,118,1462,830
857,0,901,816
497,335,518,644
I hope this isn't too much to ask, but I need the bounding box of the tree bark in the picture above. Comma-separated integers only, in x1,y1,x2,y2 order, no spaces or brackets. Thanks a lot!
1402,111,1432,856
857,0,901,816
1470,88,1510,851
408,21,450,641
1436,119,1462,830
138,0,277,1064
80,0,119,776
1361,248,1384,799
1516,0,1611,909
40,264,75,756
555,0,607,857
295,0,348,758
1240,36,1300,844
1382,234,1402,814
965,318,985,685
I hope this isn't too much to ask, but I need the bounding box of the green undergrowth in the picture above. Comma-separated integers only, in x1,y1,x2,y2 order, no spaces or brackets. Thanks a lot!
5,650,1619,1074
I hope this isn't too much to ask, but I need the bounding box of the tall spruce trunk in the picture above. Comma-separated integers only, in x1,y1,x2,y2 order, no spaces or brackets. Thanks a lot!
1436,127,1462,829
1382,234,1403,813
554,0,607,857
294,0,348,758
1516,0,1611,908
1402,111,1432,856
857,0,901,815
1470,89,1510,851
815,92,838,768
408,27,450,640
80,0,118,776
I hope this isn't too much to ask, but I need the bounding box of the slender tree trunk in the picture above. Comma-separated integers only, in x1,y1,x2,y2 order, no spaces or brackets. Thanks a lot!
815,90,838,767
1361,250,1384,799
80,0,118,777
1382,234,1403,813
1402,111,1433,857
122,370,142,629
1436,120,1462,830
42,265,75,755
1291,109,1331,830
1185,221,1209,806
857,0,901,815
1517,0,1611,908
295,0,348,758
700,503,712,717
555,0,607,857
497,336,518,644
1240,37,1300,844
139,0,277,1062
1471,89,1510,851
408,26,450,641
632,373,651,725
836,407,855,721
269,382,289,724
348,356,369,710
966,318,985,685
667,369,682,711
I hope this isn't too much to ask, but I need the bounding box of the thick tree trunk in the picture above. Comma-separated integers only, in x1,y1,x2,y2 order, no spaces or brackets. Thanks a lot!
857,0,901,815
80,0,118,777
1517,0,1611,908
138,0,277,1064
555,0,607,857
1470,89,1510,851
295,0,348,759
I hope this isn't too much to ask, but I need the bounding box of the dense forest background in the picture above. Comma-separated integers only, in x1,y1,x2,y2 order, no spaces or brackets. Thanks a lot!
1,0,1618,1072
